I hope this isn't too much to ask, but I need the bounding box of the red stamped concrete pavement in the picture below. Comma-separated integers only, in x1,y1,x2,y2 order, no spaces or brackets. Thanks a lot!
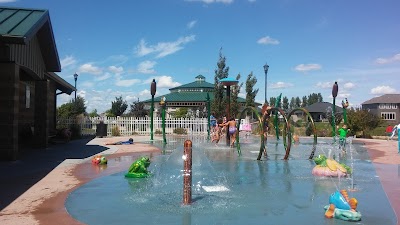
356,139,400,225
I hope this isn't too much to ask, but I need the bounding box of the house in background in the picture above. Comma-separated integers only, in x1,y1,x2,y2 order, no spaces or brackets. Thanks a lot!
303,102,343,122
0,7,75,160
362,94,400,125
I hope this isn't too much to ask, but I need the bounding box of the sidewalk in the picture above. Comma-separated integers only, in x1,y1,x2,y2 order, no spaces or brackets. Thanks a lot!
0,137,108,211
355,138,400,225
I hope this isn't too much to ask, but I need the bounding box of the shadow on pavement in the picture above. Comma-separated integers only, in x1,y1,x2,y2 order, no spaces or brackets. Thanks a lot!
0,137,108,210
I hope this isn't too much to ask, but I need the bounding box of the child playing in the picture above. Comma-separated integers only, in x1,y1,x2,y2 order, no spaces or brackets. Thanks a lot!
211,119,223,145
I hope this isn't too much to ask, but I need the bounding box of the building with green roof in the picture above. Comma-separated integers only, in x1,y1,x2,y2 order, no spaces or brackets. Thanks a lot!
0,7,75,160
143,75,258,117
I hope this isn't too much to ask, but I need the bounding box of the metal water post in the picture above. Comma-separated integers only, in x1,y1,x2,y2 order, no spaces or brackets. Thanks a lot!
206,93,211,140
150,79,156,141
161,97,167,145
397,126,400,153
332,82,338,138
183,140,192,205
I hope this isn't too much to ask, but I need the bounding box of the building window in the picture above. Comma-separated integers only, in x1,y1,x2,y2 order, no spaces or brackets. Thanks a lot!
25,84,30,108
381,112,396,120
379,103,398,109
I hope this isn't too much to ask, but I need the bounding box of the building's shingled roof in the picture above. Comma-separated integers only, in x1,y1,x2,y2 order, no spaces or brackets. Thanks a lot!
143,92,247,103
304,102,343,113
169,80,214,91
362,94,400,105
0,7,60,71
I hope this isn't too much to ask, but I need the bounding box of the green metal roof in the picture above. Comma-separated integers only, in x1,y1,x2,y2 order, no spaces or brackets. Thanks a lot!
143,92,247,103
169,80,214,91
0,7,60,71
195,74,205,79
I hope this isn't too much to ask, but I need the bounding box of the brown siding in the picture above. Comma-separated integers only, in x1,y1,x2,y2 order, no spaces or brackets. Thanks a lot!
9,36,46,79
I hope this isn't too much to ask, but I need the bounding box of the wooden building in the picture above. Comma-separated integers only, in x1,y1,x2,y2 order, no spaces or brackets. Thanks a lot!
0,7,75,160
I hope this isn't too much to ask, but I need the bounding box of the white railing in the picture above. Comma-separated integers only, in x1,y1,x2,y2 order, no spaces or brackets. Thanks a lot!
57,116,209,137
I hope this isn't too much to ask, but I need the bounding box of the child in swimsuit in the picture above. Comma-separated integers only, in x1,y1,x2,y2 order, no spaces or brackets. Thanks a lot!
224,117,237,148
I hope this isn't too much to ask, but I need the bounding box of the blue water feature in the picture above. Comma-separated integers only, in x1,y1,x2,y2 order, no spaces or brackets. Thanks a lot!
65,136,396,225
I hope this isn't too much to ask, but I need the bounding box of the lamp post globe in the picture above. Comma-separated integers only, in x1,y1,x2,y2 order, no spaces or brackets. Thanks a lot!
263,63,269,104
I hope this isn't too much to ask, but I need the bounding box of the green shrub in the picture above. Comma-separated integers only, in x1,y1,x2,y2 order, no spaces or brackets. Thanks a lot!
111,126,121,136
173,128,187,135
155,129,162,134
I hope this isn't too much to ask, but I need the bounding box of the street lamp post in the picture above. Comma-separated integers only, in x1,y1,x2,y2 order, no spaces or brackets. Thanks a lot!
263,63,269,104
220,77,239,146
150,79,157,141
73,73,78,101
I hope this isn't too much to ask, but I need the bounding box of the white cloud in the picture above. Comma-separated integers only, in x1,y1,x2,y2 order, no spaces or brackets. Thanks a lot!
315,82,332,89
338,93,351,98
81,81,94,88
370,85,397,95
60,55,76,69
137,61,156,74
294,63,321,72
139,89,150,96
78,63,102,75
115,78,141,87
134,35,196,58
343,82,355,90
184,0,233,4
157,76,181,88
187,20,197,29
108,66,124,74
270,82,293,89
257,36,280,45
375,53,400,64
95,73,111,81
143,76,181,89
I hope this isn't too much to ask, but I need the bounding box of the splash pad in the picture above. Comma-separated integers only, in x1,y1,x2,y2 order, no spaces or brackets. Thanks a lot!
65,136,396,225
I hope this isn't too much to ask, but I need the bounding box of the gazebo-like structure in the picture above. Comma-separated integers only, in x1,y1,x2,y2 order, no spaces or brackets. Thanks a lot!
0,7,75,160
142,75,256,117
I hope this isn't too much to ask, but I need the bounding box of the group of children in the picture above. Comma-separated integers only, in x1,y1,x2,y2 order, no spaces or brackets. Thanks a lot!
210,114,238,148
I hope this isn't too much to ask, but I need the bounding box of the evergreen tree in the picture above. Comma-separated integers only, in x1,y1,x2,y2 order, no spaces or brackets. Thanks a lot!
269,97,276,107
295,97,302,108
307,93,323,105
282,96,289,110
289,97,296,109
301,96,307,107
211,50,229,118
230,73,242,118
245,72,258,107
317,93,323,102
110,96,128,116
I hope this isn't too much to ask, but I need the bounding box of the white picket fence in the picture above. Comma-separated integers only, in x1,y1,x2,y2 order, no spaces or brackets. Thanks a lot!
57,117,210,137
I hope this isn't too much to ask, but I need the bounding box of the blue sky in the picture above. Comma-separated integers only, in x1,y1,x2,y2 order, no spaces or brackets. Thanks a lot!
2,0,400,113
